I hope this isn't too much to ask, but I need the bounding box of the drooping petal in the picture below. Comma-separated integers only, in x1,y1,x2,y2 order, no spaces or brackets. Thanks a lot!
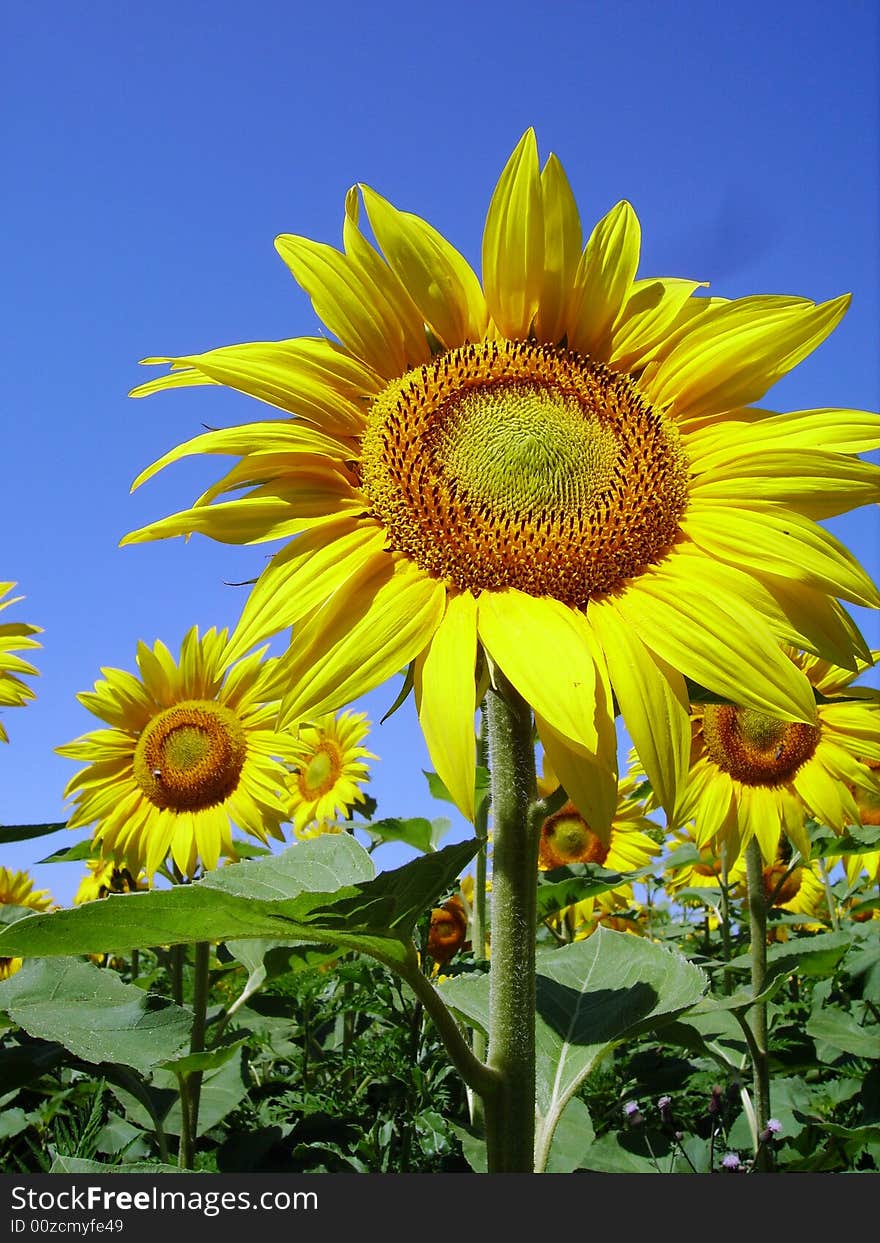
535,713,618,841
477,589,602,753
414,590,479,821
684,504,880,608
226,517,385,664
615,559,818,723
276,557,446,729
589,598,690,823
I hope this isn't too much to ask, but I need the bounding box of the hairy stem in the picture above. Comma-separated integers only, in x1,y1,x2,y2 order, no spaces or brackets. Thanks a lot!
483,670,539,1173
745,838,772,1170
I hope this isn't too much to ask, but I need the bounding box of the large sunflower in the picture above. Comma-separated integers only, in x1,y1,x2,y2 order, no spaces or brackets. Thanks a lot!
681,649,880,865
0,583,41,743
123,131,880,832
0,867,54,981
57,627,296,879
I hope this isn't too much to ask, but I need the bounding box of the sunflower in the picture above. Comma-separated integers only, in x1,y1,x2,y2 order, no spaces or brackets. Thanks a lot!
57,627,296,879
426,895,469,967
538,775,661,940
0,867,54,981
0,584,41,743
729,848,828,938
73,857,148,905
123,130,880,833
681,649,880,865
287,709,375,837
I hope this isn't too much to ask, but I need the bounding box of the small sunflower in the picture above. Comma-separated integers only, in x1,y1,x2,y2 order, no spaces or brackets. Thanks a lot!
682,649,880,865
0,867,54,981
730,849,828,938
288,710,375,837
538,775,661,939
125,130,880,833
73,858,148,905
426,895,469,967
0,584,41,743
57,627,296,879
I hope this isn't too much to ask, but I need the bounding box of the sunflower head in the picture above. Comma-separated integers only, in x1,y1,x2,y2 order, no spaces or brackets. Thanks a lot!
57,627,294,880
0,583,42,744
0,866,54,981
426,896,468,966
288,710,375,836
74,858,147,905
539,802,610,870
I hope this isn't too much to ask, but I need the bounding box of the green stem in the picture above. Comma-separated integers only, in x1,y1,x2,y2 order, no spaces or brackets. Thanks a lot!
720,844,732,997
818,858,840,930
170,944,184,1007
400,956,498,1100
177,942,210,1170
744,838,772,1171
483,670,539,1173
469,705,490,1130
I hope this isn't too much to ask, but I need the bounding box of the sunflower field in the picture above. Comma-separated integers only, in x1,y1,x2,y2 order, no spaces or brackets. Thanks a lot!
2,130,879,1177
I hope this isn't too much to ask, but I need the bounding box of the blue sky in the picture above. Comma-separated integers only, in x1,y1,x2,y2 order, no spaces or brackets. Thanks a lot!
2,1,878,903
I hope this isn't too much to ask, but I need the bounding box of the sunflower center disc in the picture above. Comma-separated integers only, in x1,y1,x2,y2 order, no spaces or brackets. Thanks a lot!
133,699,247,811
702,705,820,787
539,805,609,869
298,742,341,799
360,341,689,606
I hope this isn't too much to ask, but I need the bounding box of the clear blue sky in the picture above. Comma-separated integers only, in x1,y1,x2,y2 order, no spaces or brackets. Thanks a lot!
2,1,878,904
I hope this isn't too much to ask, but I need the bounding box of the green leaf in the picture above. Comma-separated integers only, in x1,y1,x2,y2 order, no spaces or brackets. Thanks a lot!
545,1097,595,1173
0,1107,29,1140
0,835,479,973
360,816,451,854
726,930,852,983
36,839,95,865
0,958,191,1075
440,926,707,1172
49,1156,187,1174
810,823,880,859
0,822,67,845
160,1036,248,1075
424,766,490,818
806,1009,880,1060
536,863,655,923
0,1039,65,1093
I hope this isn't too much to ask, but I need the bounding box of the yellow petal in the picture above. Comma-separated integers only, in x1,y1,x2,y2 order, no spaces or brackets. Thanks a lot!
688,449,880,519
131,421,357,492
276,557,445,728
684,503,880,608
414,591,479,822
589,598,690,823
477,589,600,752
342,187,433,368
122,474,362,546
482,129,544,339
275,234,415,378
226,518,385,663
644,293,850,419
567,200,641,359
131,338,380,436
684,408,880,459
533,153,581,346
742,786,781,863
534,713,618,840
616,559,818,722
607,277,707,372
360,184,488,348
692,768,734,848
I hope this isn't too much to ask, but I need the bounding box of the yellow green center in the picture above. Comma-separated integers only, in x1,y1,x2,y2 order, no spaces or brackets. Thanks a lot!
360,341,689,607
133,699,247,811
296,742,341,800
539,803,609,870
702,705,820,787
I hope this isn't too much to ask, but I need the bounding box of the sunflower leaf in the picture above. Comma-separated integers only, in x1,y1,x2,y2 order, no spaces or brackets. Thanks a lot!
536,862,656,923
439,926,707,1172
0,836,480,973
0,958,191,1075
0,821,68,845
